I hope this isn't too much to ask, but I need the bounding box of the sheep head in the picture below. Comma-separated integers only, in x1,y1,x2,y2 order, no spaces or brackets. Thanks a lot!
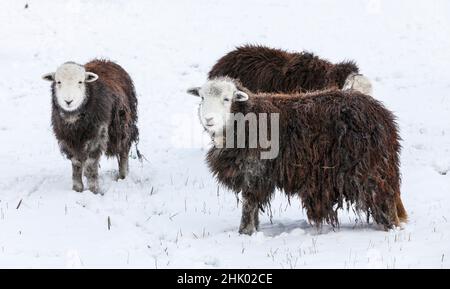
42,62,98,112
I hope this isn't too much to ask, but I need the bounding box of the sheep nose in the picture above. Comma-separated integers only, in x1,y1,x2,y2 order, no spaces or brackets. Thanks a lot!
65,100,73,106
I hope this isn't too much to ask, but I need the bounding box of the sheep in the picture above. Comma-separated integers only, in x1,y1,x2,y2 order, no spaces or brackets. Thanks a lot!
208,45,372,95
42,59,139,194
187,77,406,235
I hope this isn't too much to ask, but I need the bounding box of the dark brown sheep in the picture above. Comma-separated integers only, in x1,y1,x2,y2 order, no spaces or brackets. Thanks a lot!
209,45,372,94
42,59,139,194
188,77,406,234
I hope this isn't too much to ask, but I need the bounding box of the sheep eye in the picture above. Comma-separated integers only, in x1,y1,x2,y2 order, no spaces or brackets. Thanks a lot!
57,81,61,84
224,97,230,102
78,81,83,84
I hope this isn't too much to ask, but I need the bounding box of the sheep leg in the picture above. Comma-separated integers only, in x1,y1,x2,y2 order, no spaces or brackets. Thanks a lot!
254,205,260,230
71,158,84,192
85,153,101,194
118,149,129,180
369,189,400,229
84,124,108,194
239,193,259,235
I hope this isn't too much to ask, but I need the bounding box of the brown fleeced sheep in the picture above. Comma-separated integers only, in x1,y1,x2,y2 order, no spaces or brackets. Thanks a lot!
187,77,405,235
209,45,372,95
42,59,139,194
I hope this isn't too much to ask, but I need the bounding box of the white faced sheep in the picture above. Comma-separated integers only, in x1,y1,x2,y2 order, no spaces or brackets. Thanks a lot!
188,77,406,235
209,45,373,95
42,59,139,194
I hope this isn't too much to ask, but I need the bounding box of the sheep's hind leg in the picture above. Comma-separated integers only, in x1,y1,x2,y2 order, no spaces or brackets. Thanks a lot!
369,192,400,230
118,148,130,180
239,193,259,235
71,158,84,192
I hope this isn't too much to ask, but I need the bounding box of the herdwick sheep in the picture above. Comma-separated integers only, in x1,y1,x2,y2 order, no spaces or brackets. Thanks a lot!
187,77,406,235
209,45,372,95
42,59,139,194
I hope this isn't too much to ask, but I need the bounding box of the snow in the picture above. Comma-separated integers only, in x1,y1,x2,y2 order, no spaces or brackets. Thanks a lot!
0,0,449,268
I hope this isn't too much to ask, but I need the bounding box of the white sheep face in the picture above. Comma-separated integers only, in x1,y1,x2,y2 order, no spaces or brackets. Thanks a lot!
343,73,373,95
187,78,249,135
42,63,98,112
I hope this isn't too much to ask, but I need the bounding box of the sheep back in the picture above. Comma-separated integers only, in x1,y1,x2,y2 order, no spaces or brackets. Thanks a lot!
208,45,359,93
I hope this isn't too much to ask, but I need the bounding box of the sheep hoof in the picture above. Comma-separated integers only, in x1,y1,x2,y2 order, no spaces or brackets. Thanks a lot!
88,183,100,194
72,183,84,192
117,172,127,180
239,226,256,236
90,189,101,195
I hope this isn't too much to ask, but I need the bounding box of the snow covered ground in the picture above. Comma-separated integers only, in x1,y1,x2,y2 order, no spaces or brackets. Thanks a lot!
0,0,449,268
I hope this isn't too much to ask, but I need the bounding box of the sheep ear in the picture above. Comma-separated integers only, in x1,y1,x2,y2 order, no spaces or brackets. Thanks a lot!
187,87,201,97
85,72,99,82
234,91,249,102
42,72,55,82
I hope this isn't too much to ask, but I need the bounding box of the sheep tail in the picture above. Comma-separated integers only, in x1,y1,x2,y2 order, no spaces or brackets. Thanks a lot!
134,139,148,164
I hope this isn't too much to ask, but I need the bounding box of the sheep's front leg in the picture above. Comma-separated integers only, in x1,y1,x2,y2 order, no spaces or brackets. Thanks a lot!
239,193,260,235
118,149,129,180
85,151,101,194
71,158,84,192
85,124,108,194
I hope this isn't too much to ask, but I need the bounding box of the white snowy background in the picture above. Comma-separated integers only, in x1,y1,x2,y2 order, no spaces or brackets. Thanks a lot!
0,0,449,268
